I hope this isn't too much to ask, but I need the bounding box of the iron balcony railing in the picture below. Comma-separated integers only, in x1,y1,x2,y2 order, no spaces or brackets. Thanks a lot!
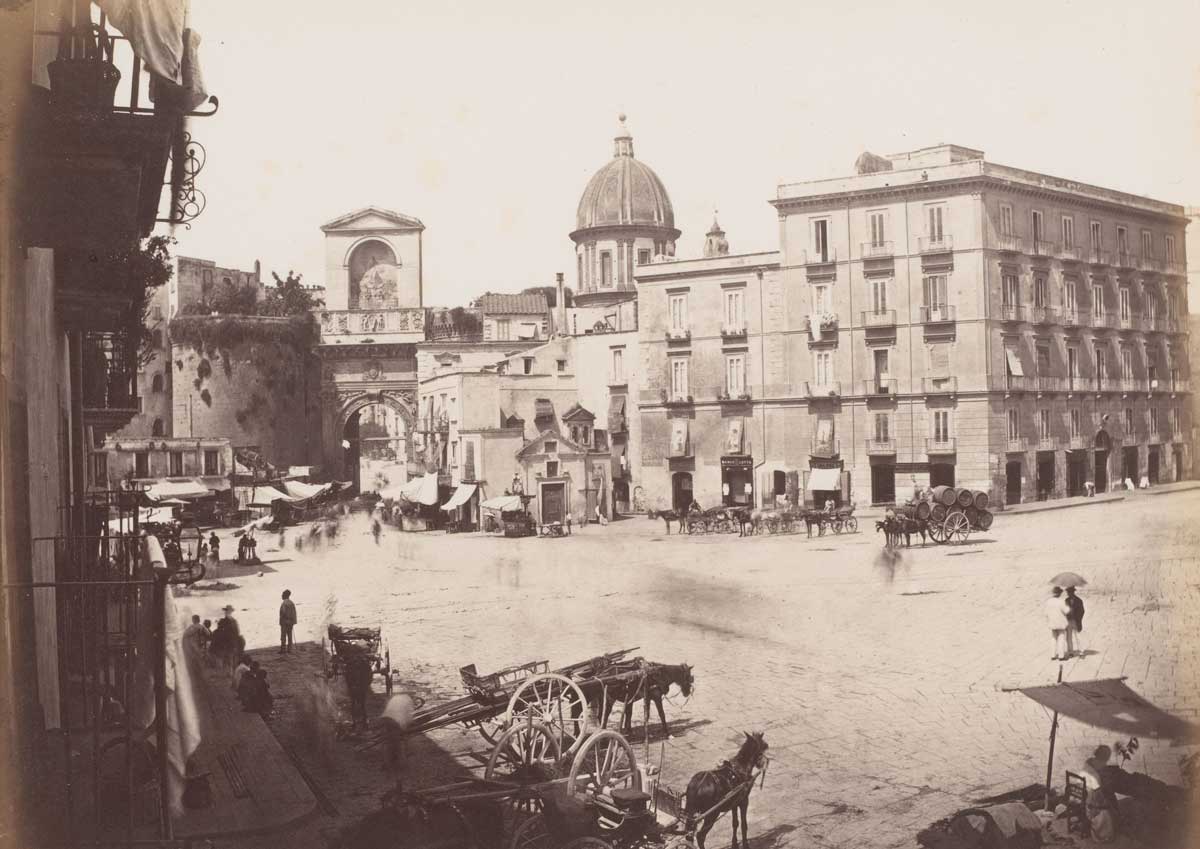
861,309,896,329
1061,308,1090,328
861,241,894,259
861,378,897,396
1165,259,1186,275
1092,311,1118,329
926,437,957,454
1036,376,1069,393
1088,248,1111,266
809,438,840,458
1006,437,1028,452
922,376,958,394
1037,435,1058,450
1059,244,1084,261
918,235,954,254
1117,312,1136,330
995,234,1023,253
999,304,1024,322
1115,251,1137,269
801,247,837,265
1029,305,1060,325
865,438,896,455
919,304,956,324
1032,238,1057,257
1139,252,1162,272
81,330,138,413
803,381,841,398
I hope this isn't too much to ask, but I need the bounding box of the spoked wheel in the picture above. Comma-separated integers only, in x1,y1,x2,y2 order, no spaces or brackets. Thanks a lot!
506,674,589,756
486,722,561,820
567,730,642,800
945,511,971,544
474,715,509,746
509,813,551,849
831,518,843,534
846,517,858,533
688,520,706,535
927,519,948,545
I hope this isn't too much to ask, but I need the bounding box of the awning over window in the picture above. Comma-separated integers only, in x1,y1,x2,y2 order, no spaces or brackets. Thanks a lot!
1016,678,1199,743
247,486,291,507
670,420,690,458
807,467,842,493
441,483,478,511
1005,347,1024,377
608,396,626,433
283,480,329,501
146,480,210,500
481,494,524,512
535,399,555,419
725,418,745,455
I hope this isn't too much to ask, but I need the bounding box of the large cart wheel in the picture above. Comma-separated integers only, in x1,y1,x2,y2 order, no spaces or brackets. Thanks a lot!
927,518,947,545
831,517,843,534
506,674,589,756
486,722,561,820
945,511,971,544
846,517,858,533
509,813,550,849
567,730,642,800
474,715,509,746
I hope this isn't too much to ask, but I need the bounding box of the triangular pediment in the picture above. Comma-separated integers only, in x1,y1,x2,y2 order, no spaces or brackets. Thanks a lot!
321,206,425,233
517,428,587,458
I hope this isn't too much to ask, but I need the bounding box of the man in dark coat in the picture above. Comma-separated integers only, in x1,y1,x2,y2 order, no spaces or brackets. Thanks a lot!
344,652,373,731
1065,586,1086,657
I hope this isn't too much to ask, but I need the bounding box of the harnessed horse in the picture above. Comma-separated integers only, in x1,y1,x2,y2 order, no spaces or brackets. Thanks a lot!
685,731,769,849
599,662,693,736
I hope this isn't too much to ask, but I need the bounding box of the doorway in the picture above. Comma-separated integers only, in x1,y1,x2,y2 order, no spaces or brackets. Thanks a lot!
1036,452,1055,500
873,349,890,394
1094,450,1109,492
870,464,896,504
1175,448,1184,482
541,482,566,523
1067,452,1087,496
1148,446,1159,484
721,461,753,506
1005,459,1022,504
671,472,693,512
1122,447,1139,485
929,463,955,488
613,480,629,515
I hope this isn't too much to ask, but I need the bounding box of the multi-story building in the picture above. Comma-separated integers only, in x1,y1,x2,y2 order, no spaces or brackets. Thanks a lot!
171,254,264,318
90,435,232,496
477,292,549,341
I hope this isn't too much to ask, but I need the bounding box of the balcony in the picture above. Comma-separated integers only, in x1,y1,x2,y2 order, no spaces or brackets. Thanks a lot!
1031,238,1057,258
1059,244,1084,262
1036,436,1058,450
665,327,692,342
995,234,1023,253
720,325,748,340
1139,253,1162,272
1061,309,1090,328
1165,259,1186,276
861,378,897,397
82,330,140,433
922,376,958,395
1068,436,1087,450
809,438,841,458
865,438,896,456
992,375,1031,393
318,308,427,344
661,392,694,408
1091,311,1117,329
716,389,753,405
919,304,956,324
1115,251,1137,270
1029,305,1060,325
805,314,839,341
1035,376,1068,394
803,381,842,399
999,304,1024,323
1121,433,1139,447
861,241,894,260
861,309,897,330
918,235,954,254
801,248,837,266
926,437,957,455
1088,249,1111,267
1116,312,1137,331
1006,437,1028,453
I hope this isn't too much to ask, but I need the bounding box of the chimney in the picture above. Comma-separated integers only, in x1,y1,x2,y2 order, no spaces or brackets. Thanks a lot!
254,259,261,283
555,272,567,336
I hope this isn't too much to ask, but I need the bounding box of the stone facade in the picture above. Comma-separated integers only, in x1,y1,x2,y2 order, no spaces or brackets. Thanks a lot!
171,255,263,318
93,436,233,494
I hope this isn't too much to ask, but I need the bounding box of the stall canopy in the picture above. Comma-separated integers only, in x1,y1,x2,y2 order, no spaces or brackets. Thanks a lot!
283,480,329,501
107,506,176,533
248,486,291,507
481,494,524,512
807,467,842,492
146,480,210,501
441,483,478,512
1017,678,1199,743
394,472,439,506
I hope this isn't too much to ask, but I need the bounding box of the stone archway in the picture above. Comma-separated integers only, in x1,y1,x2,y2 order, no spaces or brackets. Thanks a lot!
324,388,416,487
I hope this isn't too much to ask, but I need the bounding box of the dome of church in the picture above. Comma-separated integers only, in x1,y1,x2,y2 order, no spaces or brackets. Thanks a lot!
574,115,676,234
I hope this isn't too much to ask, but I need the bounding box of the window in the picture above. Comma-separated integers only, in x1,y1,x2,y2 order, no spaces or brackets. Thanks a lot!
868,211,886,246
928,205,945,241
999,204,1014,237
812,284,830,315
1150,407,1158,434
1034,275,1047,308
1067,347,1079,382
151,305,162,320
1121,347,1132,379
600,252,613,287
523,357,533,375
933,410,950,442
497,319,512,341
544,440,558,453
1116,226,1129,256
813,350,833,387
151,329,162,349
577,254,583,286
1169,408,1179,436
1090,221,1102,250
90,453,107,487
1064,279,1077,312
151,373,164,393
670,357,689,400
1002,273,1020,307
812,219,830,261
1070,409,1081,439
1165,235,1176,263
1147,348,1159,384
611,347,624,383
637,248,651,266
668,293,688,331
135,451,149,478
1141,230,1153,258
873,413,889,443
1119,287,1131,321
922,275,947,309
151,418,164,437
873,348,890,384
1031,210,1044,242
1092,284,1104,318
1061,216,1075,250
1124,408,1134,434
1036,345,1051,376
570,425,590,447
1094,345,1107,382
725,354,746,396
871,279,888,314
546,460,559,477
204,449,219,475
556,359,567,372
1007,409,1019,440
724,288,745,329
1039,409,1051,440
169,451,183,477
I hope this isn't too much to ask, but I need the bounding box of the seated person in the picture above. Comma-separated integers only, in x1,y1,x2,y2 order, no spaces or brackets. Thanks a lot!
1079,745,1118,842
238,663,273,716
232,656,252,692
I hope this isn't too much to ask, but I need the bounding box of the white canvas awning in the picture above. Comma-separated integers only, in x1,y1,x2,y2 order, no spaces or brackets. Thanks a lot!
1005,347,1025,377
807,467,842,492
146,480,210,500
283,480,329,500
441,483,478,511
481,494,524,512
106,507,176,534
248,486,291,507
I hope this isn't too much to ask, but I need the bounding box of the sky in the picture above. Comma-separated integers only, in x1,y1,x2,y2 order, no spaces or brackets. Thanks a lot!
173,0,1200,308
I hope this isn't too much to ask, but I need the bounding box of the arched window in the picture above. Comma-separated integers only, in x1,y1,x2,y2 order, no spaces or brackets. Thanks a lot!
347,240,398,309
151,329,162,349
151,374,164,393
152,418,164,437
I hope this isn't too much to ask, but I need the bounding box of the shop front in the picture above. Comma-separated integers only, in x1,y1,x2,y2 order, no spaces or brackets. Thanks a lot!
720,418,752,507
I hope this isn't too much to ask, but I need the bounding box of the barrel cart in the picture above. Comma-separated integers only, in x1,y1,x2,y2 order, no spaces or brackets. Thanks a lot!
323,623,394,694
914,486,994,545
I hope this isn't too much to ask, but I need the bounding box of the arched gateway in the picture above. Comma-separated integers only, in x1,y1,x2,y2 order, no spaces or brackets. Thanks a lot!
317,207,426,490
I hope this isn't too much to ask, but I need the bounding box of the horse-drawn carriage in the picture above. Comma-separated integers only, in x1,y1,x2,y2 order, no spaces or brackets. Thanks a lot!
877,486,994,547
323,623,394,694
747,504,858,537
685,506,747,535
164,525,206,586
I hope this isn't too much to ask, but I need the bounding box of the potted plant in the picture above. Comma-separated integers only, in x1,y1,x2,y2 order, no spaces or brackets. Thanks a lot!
47,24,121,113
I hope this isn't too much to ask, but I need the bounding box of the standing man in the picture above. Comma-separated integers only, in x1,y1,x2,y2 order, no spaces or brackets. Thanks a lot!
208,532,221,564
344,653,373,731
1065,586,1086,658
1044,586,1071,661
279,590,297,654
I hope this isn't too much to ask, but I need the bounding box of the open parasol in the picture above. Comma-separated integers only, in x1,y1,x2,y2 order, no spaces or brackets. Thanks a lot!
1048,571,1087,588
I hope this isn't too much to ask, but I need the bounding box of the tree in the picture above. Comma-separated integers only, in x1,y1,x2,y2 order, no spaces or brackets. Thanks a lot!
260,270,323,317
522,285,573,308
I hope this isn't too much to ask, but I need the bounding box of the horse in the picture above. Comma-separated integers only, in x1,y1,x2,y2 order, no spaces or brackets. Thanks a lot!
726,507,754,536
685,731,769,849
599,662,693,736
876,515,927,548
648,508,688,535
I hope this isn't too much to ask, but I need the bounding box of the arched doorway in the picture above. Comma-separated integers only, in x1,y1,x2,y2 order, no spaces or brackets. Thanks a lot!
1093,429,1112,492
671,472,693,512
335,392,415,493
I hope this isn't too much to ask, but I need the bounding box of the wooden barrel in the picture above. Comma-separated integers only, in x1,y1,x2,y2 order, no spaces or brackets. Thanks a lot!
915,501,932,520
931,485,958,507
965,505,980,526
956,488,975,508
977,510,993,531
931,503,947,522
973,490,990,511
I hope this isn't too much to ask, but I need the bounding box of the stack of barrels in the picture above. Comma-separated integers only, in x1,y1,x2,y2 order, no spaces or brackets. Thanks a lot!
914,486,994,530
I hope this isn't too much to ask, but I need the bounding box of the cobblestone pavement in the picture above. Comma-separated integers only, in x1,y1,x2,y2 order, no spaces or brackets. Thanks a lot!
181,490,1200,849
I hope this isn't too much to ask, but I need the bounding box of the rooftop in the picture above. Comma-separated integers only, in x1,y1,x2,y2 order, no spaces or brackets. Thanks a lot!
477,292,549,315
634,250,781,282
